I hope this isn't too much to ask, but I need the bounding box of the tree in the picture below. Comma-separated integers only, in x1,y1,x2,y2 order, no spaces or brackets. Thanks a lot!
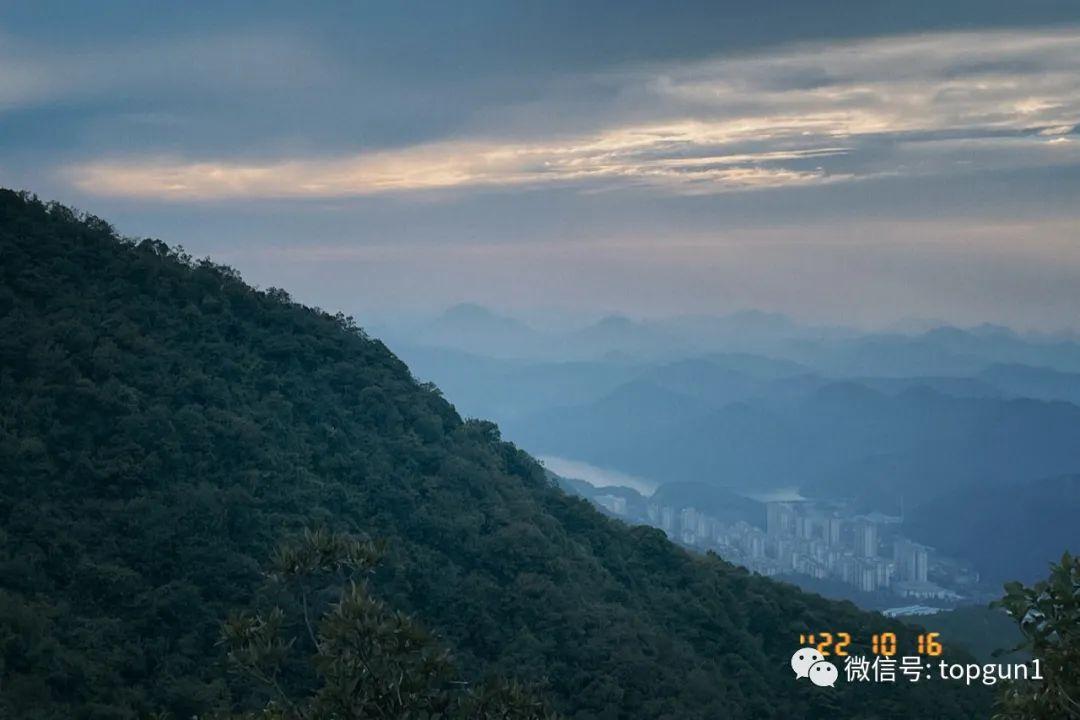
993,553,1080,719
0,190,994,719
217,529,558,720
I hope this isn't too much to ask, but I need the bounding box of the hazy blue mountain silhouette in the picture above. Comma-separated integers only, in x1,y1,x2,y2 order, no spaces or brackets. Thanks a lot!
906,474,1080,584
979,363,1080,404
513,380,1080,513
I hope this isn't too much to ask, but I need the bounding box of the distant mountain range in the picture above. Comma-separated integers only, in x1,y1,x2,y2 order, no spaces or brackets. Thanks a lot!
979,363,1080,405
514,377,1080,508
387,304,1080,588
388,302,1080,373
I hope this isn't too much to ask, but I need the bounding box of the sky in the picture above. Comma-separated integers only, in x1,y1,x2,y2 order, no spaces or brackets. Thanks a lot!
2,1,1080,331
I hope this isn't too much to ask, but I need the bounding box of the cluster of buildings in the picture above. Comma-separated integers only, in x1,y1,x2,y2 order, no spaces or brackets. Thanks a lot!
756,502,948,596
593,491,971,601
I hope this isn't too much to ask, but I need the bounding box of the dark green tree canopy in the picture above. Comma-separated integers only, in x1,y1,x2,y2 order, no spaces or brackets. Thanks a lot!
218,529,558,720
993,553,1080,719
0,190,989,719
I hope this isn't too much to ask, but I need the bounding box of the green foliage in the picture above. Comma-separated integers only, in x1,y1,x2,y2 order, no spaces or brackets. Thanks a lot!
270,528,384,582
0,189,991,719
993,553,1080,719
219,531,556,719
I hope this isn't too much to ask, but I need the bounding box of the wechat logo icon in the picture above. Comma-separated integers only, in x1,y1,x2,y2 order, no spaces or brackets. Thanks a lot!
791,647,823,679
791,647,838,687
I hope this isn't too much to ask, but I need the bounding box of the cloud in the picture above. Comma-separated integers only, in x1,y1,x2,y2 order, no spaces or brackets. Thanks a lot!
64,26,1080,200
66,133,851,199
653,28,1080,135
537,455,658,495
0,30,328,113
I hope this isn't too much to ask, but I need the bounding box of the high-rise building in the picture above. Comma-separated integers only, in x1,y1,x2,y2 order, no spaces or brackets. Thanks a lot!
894,539,930,582
858,565,877,593
766,502,796,537
680,507,698,539
766,503,781,536
646,503,660,524
855,521,877,558
827,517,842,546
748,533,765,559
875,559,892,588
660,506,675,533
913,545,929,583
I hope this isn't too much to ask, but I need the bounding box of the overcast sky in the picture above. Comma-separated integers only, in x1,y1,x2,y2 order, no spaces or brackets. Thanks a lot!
3,1,1079,330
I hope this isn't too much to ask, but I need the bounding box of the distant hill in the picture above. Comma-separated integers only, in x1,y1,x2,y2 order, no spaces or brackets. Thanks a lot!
640,359,776,407
905,474,1080,585
852,375,1003,399
567,314,691,360
409,303,547,358
514,376,1080,520
790,328,1080,377
980,362,1080,404
395,348,810,429
693,352,810,379
392,344,642,423
650,481,765,527
0,190,990,719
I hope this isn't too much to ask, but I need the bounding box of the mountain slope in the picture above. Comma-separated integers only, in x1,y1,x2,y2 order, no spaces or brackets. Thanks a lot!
514,374,1080,515
980,362,1080,404
905,474,1080,585
0,191,989,719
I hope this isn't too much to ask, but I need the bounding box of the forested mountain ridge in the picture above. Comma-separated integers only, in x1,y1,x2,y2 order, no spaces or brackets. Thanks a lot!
0,190,989,719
